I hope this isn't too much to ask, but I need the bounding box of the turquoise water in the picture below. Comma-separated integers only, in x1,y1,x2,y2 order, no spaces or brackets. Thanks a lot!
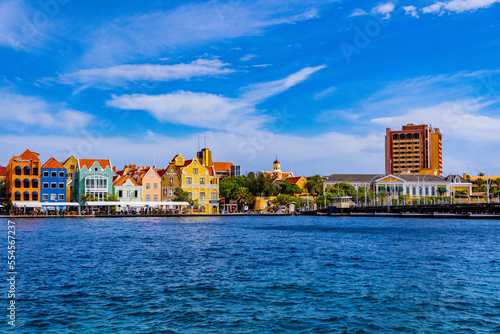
2,216,500,333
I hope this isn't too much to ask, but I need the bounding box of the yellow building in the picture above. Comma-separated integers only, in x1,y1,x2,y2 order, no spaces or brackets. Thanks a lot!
180,156,219,214
62,156,78,202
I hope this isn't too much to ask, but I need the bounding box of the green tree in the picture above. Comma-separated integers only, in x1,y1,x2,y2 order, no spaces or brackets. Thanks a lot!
80,194,97,202
272,194,300,209
219,176,246,200
378,190,389,205
173,187,194,205
279,182,302,196
234,187,255,205
305,175,323,195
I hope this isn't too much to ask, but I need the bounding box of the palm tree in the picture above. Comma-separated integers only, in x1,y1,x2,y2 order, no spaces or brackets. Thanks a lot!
494,178,500,190
234,187,254,206
378,190,389,205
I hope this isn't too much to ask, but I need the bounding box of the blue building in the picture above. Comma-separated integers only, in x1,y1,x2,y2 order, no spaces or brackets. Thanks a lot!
41,157,67,205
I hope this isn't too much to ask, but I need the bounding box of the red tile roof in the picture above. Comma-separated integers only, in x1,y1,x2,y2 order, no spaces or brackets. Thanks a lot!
157,168,167,177
183,159,193,167
0,165,7,176
113,175,140,186
42,157,65,169
78,159,112,170
285,176,302,184
213,162,234,172
14,149,39,162
171,154,180,162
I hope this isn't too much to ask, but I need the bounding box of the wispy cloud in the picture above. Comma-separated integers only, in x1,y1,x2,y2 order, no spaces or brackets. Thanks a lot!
55,59,234,86
313,86,337,100
422,0,500,14
240,54,257,62
371,2,395,19
107,65,326,132
80,0,331,66
0,90,93,132
349,8,368,17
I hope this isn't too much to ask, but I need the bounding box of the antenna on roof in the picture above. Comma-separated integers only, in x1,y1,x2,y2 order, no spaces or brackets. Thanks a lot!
153,152,156,168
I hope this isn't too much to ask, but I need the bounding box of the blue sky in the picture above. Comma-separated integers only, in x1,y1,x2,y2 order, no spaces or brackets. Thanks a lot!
1,0,499,176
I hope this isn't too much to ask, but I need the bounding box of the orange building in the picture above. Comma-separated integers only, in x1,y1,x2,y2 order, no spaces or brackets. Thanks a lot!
5,149,41,204
385,124,443,176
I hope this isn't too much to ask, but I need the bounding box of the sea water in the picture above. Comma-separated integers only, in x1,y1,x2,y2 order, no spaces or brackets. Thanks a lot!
1,216,499,333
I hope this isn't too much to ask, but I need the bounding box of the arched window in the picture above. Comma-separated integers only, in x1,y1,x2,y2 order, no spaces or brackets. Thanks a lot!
393,134,399,140
32,192,38,201
419,187,423,196
24,166,30,175
406,186,410,195
32,179,38,188
406,133,413,139
413,133,420,139
15,179,21,188
15,166,22,176
24,178,30,188
425,186,429,196
14,191,21,201
199,205,206,213
431,186,436,196
23,191,30,201
412,186,416,196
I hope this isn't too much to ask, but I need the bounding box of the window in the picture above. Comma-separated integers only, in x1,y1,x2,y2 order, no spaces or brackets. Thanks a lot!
150,173,153,177
14,192,21,201
58,194,64,201
24,179,30,188
153,183,158,189
146,183,150,189
169,188,174,196
126,190,131,198
24,166,30,176
393,134,399,140
59,183,64,189
163,189,168,196
146,195,150,201
43,194,49,200
32,168,38,176
211,192,218,200
134,191,138,198
419,187,423,196
412,186,416,196
431,187,436,196
51,171,57,178
32,192,38,201
43,171,49,177
200,192,206,200
94,167,98,172
24,192,30,201
51,183,57,189
59,171,65,178
14,179,21,188
15,166,21,175
193,168,198,175
51,194,56,201
200,177,205,185
406,186,410,195
154,195,158,202
169,177,174,185
425,186,429,196
32,179,38,188
413,133,420,139
118,190,123,198
187,192,192,199
186,177,192,185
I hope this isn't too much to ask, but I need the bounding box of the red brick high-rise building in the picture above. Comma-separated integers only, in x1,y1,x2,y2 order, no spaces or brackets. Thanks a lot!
385,124,443,176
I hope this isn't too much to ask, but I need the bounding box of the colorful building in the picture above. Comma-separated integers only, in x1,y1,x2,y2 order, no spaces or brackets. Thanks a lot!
74,159,114,203
113,175,142,202
137,166,162,202
5,149,41,204
385,124,443,176
62,156,78,202
262,158,293,181
41,158,66,204
161,155,183,201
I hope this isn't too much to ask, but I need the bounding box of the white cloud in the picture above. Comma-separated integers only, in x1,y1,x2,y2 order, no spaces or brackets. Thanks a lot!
349,8,368,17
403,5,420,18
81,1,331,66
0,90,93,132
239,65,326,103
313,86,337,100
422,0,500,14
239,54,257,62
56,59,234,86
371,2,395,19
370,99,500,142
107,65,326,133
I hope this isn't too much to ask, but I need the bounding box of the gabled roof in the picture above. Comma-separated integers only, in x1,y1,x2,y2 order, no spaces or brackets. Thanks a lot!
213,162,234,172
113,175,140,186
284,176,303,184
14,149,39,162
42,157,65,169
157,168,167,177
0,165,7,176
62,156,76,165
183,159,193,167
78,159,112,170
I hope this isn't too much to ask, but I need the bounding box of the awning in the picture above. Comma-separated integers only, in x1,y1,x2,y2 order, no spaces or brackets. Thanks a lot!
438,187,447,192
387,186,395,191
41,202,80,207
378,186,386,191
397,186,404,191
13,201,42,208
85,201,190,207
